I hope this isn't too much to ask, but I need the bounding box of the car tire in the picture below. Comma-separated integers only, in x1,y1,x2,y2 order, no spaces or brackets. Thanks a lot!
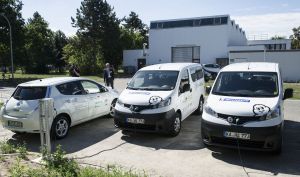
51,115,70,140
121,130,131,135
195,97,204,115
168,113,181,137
109,99,117,118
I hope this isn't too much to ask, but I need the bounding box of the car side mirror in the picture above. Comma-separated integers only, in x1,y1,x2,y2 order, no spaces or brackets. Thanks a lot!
283,88,293,100
206,86,212,95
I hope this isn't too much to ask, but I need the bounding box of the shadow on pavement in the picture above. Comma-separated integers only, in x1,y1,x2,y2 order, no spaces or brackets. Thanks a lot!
121,115,205,150
7,116,119,153
210,120,300,176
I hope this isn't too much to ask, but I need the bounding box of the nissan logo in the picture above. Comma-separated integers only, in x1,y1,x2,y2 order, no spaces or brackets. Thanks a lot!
227,116,234,123
130,105,139,112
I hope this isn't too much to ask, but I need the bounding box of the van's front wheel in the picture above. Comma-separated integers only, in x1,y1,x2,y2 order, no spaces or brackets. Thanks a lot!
168,113,181,137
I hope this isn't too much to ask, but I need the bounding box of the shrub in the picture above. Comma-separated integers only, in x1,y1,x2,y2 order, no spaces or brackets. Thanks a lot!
0,140,16,154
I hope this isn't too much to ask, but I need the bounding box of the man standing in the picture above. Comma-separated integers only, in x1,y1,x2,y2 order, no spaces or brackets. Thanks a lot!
103,63,114,89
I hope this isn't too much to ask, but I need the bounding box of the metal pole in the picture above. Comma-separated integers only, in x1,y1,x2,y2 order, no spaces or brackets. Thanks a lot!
0,14,14,79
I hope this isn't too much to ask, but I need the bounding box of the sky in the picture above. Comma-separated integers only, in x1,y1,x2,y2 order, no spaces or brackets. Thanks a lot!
21,0,300,39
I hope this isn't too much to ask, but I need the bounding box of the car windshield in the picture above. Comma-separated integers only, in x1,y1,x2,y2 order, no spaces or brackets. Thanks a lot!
212,72,279,97
127,70,179,91
13,86,47,100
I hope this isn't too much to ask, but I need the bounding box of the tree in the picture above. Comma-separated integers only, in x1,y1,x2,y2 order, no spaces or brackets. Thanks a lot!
53,30,68,73
71,0,121,73
123,11,148,46
24,12,55,73
290,26,300,49
0,0,26,70
271,35,286,40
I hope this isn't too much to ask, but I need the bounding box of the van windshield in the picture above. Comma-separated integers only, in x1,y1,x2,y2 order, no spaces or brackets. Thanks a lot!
212,72,279,97
127,70,179,91
13,86,47,100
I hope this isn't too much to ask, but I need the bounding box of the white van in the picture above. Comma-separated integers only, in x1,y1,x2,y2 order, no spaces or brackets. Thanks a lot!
202,62,293,153
114,63,205,136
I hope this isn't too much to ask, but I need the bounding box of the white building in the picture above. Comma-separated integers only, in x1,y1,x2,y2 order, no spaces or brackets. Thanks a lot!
123,15,300,81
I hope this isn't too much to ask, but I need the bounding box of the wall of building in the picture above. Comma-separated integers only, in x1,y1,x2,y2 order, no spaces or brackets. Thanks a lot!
228,20,247,46
248,39,292,49
123,49,146,68
148,24,230,65
229,50,300,82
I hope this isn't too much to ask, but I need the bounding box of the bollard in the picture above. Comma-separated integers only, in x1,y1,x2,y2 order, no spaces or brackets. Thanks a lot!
39,98,53,154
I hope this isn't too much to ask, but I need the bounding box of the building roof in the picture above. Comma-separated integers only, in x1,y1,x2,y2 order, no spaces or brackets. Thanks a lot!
19,77,84,87
140,63,201,71
221,62,278,72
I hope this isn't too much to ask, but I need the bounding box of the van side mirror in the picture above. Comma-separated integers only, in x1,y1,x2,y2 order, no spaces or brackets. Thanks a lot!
206,86,212,95
283,88,293,100
180,84,190,93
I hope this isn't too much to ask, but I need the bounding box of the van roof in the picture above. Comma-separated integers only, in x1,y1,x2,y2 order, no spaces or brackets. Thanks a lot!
140,63,201,71
18,77,85,87
221,62,279,72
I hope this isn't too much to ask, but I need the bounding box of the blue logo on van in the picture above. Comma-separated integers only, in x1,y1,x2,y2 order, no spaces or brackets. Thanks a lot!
219,98,250,102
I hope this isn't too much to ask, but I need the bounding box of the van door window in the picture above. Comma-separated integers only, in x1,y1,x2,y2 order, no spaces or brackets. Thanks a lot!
191,67,204,82
179,69,190,93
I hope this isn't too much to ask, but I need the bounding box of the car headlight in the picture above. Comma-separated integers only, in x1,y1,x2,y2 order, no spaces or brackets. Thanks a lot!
204,105,218,117
117,99,124,106
153,97,171,109
266,106,281,120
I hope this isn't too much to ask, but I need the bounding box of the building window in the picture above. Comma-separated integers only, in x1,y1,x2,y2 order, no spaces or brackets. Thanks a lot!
282,44,286,50
214,18,221,25
221,17,228,24
194,20,201,26
201,18,214,26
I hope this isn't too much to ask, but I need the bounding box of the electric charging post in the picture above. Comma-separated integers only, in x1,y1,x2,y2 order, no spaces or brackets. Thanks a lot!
39,98,53,154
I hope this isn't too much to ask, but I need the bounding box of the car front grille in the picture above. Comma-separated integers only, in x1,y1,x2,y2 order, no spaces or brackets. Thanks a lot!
217,113,265,125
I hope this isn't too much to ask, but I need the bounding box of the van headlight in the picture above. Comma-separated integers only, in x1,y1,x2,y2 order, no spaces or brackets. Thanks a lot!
204,105,218,117
266,106,281,120
153,97,171,109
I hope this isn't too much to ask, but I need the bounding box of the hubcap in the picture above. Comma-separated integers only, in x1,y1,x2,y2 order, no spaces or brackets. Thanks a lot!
174,117,181,132
55,119,68,137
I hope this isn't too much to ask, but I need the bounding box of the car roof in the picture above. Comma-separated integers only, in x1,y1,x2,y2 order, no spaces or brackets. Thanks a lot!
18,77,88,87
139,63,202,71
221,62,279,72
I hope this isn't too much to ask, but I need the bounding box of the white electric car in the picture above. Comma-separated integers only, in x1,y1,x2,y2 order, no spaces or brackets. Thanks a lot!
202,62,293,153
114,63,205,136
0,77,118,139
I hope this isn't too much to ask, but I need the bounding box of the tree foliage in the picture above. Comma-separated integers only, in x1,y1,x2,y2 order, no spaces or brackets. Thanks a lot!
290,26,300,49
53,30,68,73
69,0,121,74
0,0,25,69
24,12,55,73
271,35,286,40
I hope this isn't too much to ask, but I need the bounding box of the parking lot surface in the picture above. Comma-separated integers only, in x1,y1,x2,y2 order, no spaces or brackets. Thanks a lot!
1,78,300,177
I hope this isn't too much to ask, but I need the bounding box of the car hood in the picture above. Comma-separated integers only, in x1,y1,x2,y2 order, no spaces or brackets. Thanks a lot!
118,89,173,105
206,94,279,116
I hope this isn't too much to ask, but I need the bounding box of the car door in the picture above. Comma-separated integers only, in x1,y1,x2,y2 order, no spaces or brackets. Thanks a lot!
56,81,89,123
178,69,193,119
80,80,110,118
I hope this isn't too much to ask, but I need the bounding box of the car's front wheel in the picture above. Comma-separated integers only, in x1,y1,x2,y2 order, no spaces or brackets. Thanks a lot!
51,115,70,139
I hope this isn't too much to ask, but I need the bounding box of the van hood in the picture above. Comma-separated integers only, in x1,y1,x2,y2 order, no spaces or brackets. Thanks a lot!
206,94,279,116
118,89,173,105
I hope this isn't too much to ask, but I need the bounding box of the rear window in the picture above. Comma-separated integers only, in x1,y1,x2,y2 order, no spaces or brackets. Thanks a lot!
13,87,47,100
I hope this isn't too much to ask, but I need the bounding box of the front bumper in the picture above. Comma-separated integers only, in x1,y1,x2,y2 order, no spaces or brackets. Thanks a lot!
201,119,283,151
114,109,176,133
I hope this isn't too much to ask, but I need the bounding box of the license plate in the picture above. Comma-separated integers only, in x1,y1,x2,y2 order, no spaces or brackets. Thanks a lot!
127,118,145,124
224,131,250,140
7,121,23,128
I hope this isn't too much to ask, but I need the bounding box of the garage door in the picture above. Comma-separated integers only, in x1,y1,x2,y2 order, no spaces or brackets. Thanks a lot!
172,46,200,63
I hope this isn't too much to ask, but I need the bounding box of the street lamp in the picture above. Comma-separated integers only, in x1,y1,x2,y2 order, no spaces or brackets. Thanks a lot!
0,13,14,79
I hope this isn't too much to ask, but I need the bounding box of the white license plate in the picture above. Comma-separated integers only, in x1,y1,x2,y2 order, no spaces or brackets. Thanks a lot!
224,131,250,140
8,121,23,128
127,118,145,124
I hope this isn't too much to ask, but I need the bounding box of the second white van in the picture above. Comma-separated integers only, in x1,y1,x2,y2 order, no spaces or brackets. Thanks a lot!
114,63,205,136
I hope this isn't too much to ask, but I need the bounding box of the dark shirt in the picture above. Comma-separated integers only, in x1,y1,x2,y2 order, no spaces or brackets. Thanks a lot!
103,68,114,81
